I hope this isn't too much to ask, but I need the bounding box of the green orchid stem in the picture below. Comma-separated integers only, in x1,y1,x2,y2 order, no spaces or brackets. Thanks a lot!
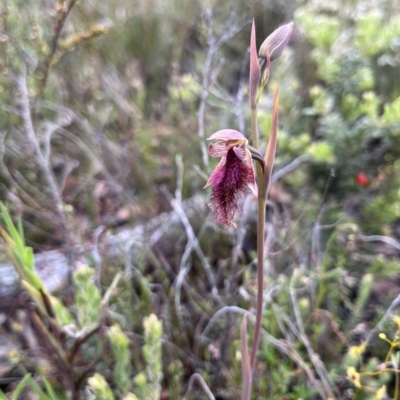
249,103,265,373
250,188,266,372
251,107,258,149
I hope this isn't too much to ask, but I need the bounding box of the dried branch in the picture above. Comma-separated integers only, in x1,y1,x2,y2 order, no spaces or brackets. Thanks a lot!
183,372,215,400
39,0,77,96
16,72,71,247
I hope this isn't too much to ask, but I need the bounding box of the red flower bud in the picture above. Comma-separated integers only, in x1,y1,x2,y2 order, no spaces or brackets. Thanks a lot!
355,172,369,186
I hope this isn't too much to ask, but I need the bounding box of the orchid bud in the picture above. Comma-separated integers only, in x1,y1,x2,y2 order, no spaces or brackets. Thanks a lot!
259,22,294,62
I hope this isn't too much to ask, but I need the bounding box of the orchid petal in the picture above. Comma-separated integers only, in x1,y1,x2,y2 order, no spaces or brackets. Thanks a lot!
247,181,258,198
208,141,229,157
232,145,248,161
208,129,248,143
245,149,258,197
203,157,226,188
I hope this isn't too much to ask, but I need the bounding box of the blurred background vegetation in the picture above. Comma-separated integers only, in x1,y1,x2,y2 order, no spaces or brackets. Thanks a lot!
1,0,400,398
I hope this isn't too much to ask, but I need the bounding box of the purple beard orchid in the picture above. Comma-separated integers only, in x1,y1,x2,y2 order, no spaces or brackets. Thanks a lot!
204,129,257,228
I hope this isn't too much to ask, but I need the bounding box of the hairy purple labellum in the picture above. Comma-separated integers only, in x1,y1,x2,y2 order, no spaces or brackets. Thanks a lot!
204,130,256,228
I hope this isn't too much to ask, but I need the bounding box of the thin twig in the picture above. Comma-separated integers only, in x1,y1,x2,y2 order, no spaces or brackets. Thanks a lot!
272,154,311,183
16,73,71,248
272,303,332,398
358,233,400,252
199,305,331,399
241,314,252,400
197,7,213,173
39,0,77,95
366,294,400,345
196,8,248,173
164,188,222,304
183,372,215,400
290,287,338,399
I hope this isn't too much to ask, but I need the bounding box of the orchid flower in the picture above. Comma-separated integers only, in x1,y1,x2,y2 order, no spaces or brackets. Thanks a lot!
204,129,257,228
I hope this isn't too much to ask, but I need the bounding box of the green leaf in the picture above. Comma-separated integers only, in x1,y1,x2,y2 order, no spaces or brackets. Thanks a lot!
41,377,59,400
11,373,32,400
25,376,53,400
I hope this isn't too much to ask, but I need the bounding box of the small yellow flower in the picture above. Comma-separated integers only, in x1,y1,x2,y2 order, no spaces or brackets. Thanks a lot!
393,315,400,329
348,342,367,357
8,349,20,364
347,367,362,388
379,333,387,340
376,385,386,399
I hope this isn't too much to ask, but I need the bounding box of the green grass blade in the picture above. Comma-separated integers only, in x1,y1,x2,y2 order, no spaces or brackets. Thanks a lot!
26,376,52,400
11,373,32,400
42,376,59,400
